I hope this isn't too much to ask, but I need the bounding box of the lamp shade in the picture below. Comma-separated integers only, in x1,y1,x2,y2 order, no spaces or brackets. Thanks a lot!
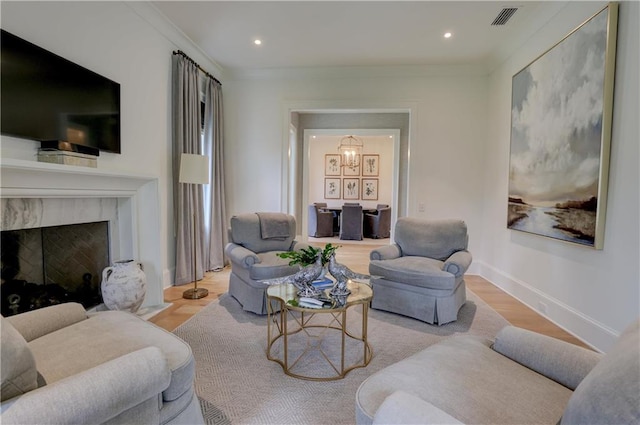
179,153,210,184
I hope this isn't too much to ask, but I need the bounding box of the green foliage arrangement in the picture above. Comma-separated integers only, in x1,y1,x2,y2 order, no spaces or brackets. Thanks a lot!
277,243,339,267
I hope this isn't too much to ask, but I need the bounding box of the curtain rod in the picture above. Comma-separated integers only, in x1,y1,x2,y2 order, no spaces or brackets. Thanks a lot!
173,50,221,86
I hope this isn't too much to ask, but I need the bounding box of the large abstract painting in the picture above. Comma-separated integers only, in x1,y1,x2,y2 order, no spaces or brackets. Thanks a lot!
507,4,618,249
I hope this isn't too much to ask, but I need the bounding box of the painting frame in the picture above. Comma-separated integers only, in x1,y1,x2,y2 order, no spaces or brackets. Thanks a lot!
324,154,341,176
362,178,378,201
362,154,379,176
343,178,360,200
324,178,341,199
507,3,618,249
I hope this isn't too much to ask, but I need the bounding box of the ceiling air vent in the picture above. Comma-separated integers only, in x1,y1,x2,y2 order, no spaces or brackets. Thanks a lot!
491,7,518,26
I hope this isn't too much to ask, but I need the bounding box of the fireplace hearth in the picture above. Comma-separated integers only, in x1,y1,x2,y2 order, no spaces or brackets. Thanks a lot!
1,221,109,315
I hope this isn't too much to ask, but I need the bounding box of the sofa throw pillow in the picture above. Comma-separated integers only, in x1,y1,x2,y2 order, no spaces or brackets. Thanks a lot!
561,320,640,424
0,316,38,401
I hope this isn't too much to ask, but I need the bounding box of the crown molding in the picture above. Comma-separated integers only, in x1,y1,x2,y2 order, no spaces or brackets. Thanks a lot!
125,1,224,81
224,62,492,81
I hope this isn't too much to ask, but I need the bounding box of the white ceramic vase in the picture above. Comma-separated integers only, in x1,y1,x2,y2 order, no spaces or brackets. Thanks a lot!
101,260,146,313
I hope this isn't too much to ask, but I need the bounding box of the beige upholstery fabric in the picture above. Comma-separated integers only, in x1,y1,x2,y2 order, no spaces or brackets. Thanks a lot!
29,311,193,402
493,326,602,390
1,347,170,425
0,317,38,402
561,320,640,424
356,335,572,425
1,303,204,425
373,391,463,425
6,302,87,342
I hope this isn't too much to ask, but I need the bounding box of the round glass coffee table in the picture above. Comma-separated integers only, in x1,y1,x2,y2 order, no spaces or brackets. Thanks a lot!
266,280,373,381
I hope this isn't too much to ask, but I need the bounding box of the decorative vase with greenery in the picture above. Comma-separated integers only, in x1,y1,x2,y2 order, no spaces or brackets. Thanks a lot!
277,243,339,278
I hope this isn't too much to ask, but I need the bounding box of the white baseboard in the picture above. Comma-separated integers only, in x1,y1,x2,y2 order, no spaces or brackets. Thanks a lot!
472,261,620,352
163,268,173,289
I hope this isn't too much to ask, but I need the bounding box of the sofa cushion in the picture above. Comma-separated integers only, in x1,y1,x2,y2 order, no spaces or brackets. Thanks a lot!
561,320,640,424
372,391,463,425
249,252,300,281
27,311,194,403
0,317,38,402
369,256,455,290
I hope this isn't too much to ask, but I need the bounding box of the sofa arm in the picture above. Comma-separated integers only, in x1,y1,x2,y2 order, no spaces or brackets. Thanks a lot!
443,250,472,277
370,244,402,261
6,303,88,342
225,243,260,268
373,391,464,425
0,347,171,425
492,326,602,390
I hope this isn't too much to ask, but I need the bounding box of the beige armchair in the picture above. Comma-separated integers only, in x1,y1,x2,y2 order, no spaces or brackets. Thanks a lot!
1,303,204,425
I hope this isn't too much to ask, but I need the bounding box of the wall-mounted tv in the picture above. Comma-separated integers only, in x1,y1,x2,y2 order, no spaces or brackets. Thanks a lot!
1,29,121,154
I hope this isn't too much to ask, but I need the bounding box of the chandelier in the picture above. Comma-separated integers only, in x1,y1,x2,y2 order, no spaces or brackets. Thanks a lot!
338,135,363,169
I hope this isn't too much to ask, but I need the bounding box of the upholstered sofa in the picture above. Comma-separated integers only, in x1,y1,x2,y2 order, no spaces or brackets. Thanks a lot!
1,303,204,424
225,212,309,315
356,321,639,425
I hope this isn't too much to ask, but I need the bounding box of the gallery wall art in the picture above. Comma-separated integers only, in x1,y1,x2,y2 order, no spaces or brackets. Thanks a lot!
322,150,383,201
507,3,618,249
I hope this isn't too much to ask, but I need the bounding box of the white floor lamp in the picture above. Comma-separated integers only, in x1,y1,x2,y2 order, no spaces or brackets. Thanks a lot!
179,153,210,300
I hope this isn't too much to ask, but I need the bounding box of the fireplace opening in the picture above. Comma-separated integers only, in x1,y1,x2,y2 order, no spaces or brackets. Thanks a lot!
1,221,110,316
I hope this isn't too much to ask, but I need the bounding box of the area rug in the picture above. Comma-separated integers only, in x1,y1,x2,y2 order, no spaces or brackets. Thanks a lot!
173,290,510,425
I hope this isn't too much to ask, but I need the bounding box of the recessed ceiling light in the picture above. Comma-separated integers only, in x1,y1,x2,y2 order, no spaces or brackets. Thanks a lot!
444,32,452,39
254,39,262,45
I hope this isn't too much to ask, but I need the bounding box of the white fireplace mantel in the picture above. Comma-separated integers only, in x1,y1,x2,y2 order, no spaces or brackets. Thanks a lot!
0,158,164,308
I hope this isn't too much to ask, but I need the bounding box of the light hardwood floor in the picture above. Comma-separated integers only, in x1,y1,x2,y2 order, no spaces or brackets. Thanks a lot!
150,242,589,349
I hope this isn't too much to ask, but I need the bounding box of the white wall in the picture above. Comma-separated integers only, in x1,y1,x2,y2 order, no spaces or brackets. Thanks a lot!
481,1,639,351
0,2,222,288
223,74,489,259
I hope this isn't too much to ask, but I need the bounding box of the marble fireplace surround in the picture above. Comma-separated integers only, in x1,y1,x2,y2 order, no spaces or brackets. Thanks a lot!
0,158,164,309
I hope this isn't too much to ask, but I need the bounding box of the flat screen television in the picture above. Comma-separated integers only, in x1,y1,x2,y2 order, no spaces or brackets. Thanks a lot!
1,29,121,154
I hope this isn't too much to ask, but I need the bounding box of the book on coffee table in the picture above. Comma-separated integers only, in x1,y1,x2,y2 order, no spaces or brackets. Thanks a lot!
311,278,333,289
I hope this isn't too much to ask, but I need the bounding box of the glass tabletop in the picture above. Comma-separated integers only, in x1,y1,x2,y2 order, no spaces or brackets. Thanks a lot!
267,279,372,311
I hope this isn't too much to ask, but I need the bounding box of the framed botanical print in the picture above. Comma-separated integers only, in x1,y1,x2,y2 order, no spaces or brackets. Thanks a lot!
324,154,341,176
362,154,379,176
361,178,378,200
343,178,360,200
342,155,360,176
324,178,341,199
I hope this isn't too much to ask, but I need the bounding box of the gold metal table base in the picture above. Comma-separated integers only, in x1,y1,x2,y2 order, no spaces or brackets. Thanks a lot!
266,281,373,381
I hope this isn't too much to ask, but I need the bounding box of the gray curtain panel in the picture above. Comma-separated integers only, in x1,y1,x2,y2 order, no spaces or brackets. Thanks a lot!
202,77,228,271
172,54,206,285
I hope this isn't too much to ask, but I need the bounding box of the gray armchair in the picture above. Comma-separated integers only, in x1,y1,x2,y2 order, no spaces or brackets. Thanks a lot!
1,303,204,425
308,203,334,237
364,205,391,239
340,204,363,240
225,212,308,315
369,218,471,325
